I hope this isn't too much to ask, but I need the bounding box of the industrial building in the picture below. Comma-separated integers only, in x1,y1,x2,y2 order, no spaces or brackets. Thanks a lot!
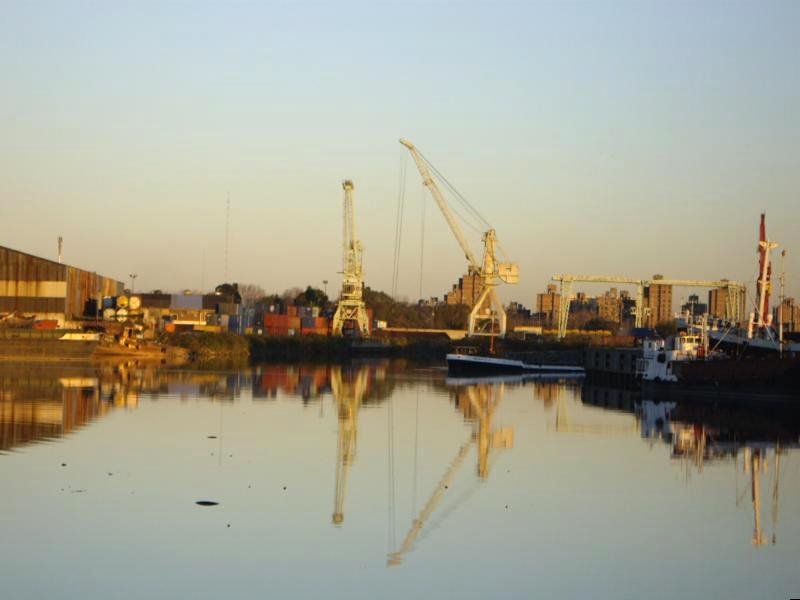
0,245,123,327
443,271,485,307
642,275,672,327
775,298,799,333
536,284,560,327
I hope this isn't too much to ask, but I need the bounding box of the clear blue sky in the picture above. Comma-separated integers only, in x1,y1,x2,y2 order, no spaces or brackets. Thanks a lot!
1,1,798,305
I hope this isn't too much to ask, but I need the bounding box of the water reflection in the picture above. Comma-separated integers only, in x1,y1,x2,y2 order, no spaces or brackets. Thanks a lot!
331,365,369,525
1,360,796,586
583,383,798,548
387,381,516,566
0,363,140,452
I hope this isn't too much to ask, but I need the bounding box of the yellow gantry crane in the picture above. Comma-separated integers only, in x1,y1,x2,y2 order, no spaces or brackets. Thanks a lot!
332,180,370,337
331,365,369,525
400,139,519,337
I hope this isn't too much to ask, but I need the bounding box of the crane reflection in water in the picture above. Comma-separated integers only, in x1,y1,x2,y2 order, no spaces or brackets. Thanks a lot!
387,380,514,566
583,383,796,549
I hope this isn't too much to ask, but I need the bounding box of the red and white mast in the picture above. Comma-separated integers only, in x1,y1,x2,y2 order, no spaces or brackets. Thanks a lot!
748,213,779,338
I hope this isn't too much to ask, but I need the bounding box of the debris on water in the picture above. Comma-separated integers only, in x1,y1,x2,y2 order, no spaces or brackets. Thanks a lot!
107,472,113,476
207,435,217,439
444,485,448,489
61,463,67,467
195,501,219,507
505,505,509,509
71,489,86,494
227,524,231,528
282,486,287,491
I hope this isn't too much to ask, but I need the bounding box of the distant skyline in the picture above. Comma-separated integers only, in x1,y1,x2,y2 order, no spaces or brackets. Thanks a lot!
2,1,798,306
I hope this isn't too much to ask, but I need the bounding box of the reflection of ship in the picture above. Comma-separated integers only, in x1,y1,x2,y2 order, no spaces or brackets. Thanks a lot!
388,382,513,566
640,397,796,547
581,381,797,547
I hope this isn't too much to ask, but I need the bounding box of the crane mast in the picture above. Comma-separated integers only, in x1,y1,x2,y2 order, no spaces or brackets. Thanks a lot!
332,180,370,337
399,139,519,337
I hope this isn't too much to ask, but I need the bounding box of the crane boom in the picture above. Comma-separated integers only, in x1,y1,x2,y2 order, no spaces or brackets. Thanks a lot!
399,138,519,337
399,139,479,270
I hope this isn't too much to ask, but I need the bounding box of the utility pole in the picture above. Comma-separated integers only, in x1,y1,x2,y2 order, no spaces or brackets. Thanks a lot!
225,193,230,282
779,250,786,356
129,273,137,294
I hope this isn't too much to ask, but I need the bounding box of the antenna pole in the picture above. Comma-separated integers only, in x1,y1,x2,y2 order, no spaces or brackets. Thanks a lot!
225,193,230,282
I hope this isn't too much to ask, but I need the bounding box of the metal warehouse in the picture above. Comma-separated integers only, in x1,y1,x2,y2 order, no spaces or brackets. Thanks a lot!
0,245,123,326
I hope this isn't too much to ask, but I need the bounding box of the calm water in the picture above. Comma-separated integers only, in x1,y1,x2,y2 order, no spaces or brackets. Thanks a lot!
2,361,798,599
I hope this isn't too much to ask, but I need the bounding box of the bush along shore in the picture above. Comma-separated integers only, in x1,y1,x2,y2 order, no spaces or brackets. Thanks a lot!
165,331,250,360
164,331,599,364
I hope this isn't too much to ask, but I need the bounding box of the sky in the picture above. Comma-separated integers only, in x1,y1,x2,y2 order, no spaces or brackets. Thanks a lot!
1,0,798,307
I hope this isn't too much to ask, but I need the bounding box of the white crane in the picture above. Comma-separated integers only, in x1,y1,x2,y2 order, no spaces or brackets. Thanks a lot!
399,139,519,337
332,180,370,337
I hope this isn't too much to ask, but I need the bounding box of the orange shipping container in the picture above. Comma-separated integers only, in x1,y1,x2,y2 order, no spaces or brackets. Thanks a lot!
264,313,288,327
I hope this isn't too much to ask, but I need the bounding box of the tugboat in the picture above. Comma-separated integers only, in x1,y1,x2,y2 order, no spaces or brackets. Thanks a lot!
636,329,725,383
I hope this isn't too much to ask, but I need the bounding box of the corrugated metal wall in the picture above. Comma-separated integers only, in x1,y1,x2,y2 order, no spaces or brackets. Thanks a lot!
0,246,123,319
65,267,123,318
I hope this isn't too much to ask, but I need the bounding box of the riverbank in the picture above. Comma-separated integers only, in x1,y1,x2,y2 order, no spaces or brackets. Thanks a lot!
0,328,609,365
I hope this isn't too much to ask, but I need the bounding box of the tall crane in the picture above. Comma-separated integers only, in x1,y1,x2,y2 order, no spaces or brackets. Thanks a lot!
399,139,519,337
332,180,370,337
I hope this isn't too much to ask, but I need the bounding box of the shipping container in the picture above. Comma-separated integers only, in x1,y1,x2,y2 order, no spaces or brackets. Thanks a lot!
286,306,298,317
265,314,289,327
171,294,203,310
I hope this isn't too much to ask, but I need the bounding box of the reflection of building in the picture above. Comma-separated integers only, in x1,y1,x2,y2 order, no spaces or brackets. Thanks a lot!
0,245,123,326
0,366,138,451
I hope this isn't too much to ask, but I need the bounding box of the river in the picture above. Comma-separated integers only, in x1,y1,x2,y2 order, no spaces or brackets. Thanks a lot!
1,360,798,599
